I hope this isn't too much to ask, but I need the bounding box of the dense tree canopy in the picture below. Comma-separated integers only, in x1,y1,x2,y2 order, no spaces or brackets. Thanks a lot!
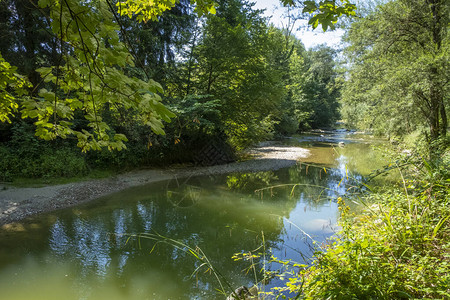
291,45,341,129
0,0,349,153
0,0,345,179
341,0,449,141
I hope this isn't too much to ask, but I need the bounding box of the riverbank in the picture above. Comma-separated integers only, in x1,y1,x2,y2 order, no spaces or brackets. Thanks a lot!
292,165,450,299
0,143,309,226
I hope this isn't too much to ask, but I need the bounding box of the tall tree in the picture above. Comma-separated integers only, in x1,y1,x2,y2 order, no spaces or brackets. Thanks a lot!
0,0,58,88
341,0,449,140
118,0,197,84
290,45,341,129
176,0,288,148
0,0,356,151
0,0,216,151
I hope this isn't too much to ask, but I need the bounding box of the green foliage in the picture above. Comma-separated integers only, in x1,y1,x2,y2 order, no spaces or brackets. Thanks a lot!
302,0,357,31
116,0,200,86
169,94,223,137
290,45,341,130
0,122,88,181
280,0,357,31
301,193,449,298
267,27,305,136
0,0,217,153
21,0,175,152
0,0,352,178
0,0,355,156
168,0,290,149
116,0,216,22
341,0,449,141
0,53,31,123
268,155,450,299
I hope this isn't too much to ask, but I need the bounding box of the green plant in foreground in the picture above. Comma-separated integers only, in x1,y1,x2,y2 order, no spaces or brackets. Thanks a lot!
122,232,248,299
304,194,448,299
242,154,449,299
279,162,450,299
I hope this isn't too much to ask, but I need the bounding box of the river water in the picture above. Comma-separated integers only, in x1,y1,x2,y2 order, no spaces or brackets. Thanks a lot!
0,131,387,299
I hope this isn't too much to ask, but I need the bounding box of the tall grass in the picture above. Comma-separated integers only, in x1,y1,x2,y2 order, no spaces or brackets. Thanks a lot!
122,231,252,299
279,154,450,299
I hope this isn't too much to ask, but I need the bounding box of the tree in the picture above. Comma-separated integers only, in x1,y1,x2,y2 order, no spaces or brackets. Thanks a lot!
0,0,355,151
0,0,216,151
270,26,308,135
118,0,198,85
341,0,449,141
290,45,341,129
0,0,58,88
187,0,288,148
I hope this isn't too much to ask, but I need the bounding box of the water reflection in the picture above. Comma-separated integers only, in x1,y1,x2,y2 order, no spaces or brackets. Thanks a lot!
0,133,386,299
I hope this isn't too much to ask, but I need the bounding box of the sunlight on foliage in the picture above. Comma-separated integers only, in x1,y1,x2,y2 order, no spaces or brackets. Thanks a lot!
263,158,450,299
116,0,217,22
27,0,176,151
283,0,357,31
0,54,31,123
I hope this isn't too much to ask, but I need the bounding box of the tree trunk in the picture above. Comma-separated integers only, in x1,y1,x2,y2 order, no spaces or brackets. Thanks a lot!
428,76,440,140
185,22,199,96
440,99,447,136
427,0,445,140
16,0,39,88
207,64,214,94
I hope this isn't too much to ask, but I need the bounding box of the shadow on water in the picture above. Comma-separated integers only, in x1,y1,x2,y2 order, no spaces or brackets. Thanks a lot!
0,132,389,299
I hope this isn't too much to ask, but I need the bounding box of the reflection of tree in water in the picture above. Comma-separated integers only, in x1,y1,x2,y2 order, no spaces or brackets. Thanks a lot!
226,171,278,191
165,176,203,208
38,177,292,299
247,162,365,209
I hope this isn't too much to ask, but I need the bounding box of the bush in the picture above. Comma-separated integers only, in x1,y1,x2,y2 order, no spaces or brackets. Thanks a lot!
40,149,88,178
270,156,450,299
0,145,88,181
298,192,449,299
0,122,88,181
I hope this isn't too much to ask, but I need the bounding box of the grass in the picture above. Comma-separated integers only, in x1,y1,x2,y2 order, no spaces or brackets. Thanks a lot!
268,153,450,299
298,193,449,299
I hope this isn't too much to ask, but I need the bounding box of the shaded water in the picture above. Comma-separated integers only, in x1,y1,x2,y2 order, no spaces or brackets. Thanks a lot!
0,132,387,299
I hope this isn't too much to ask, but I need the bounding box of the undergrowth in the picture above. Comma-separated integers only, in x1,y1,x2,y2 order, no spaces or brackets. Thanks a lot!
271,152,450,299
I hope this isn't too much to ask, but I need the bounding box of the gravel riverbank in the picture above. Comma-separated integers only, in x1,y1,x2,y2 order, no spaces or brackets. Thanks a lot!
0,144,309,226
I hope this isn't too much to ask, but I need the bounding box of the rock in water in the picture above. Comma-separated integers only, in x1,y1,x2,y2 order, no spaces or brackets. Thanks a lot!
226,286,258,300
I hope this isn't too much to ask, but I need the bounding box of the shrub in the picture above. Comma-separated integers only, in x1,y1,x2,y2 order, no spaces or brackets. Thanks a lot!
0,122,88,181
298,192,449,299
271,156,450,299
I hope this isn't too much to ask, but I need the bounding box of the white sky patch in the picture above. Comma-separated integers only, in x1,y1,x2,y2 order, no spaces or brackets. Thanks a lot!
252,0,345,49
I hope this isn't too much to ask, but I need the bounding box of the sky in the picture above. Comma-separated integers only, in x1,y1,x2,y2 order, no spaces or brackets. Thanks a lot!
251,0,345,49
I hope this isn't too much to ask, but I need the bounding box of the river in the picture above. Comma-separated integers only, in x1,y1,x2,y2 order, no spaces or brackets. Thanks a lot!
0,131,387,299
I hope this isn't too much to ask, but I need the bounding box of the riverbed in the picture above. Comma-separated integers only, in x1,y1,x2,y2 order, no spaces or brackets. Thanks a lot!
0,131,387,299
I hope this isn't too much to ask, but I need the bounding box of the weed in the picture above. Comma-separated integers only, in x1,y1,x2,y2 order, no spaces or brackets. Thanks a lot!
270,156,450,299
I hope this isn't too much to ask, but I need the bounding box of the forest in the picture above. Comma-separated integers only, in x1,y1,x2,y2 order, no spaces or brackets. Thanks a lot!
0,0,449,299
0,0,354,179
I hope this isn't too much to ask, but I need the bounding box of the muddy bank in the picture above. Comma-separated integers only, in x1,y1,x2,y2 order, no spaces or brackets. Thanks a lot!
0,144,309,225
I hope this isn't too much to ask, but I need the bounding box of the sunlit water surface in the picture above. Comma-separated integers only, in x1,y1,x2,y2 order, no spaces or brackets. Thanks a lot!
0,132,389,299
